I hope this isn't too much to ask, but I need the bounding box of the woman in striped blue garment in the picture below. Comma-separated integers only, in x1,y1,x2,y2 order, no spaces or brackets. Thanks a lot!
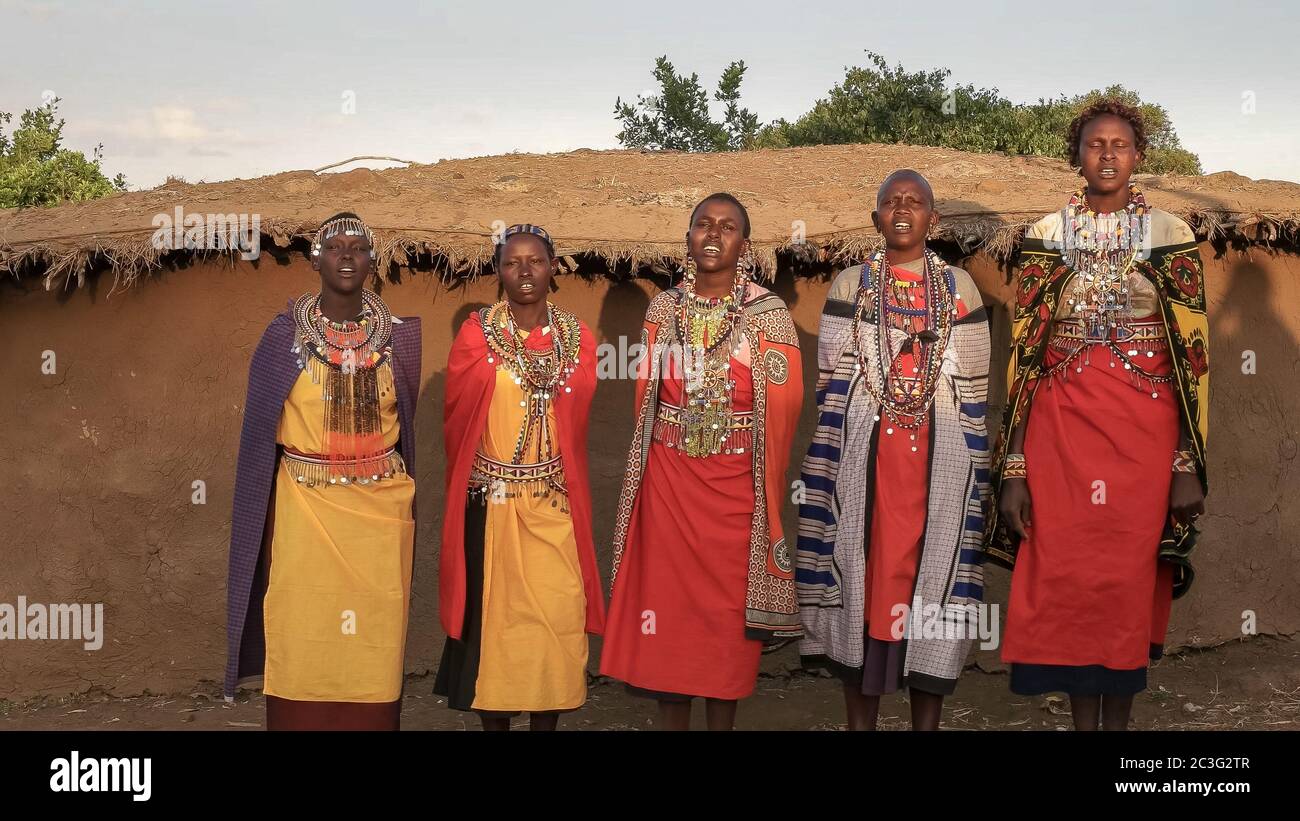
795,171,991,730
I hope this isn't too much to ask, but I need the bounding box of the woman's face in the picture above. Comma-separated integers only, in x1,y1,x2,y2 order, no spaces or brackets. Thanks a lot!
314,230,373,297
1078,113,1142,201
498,234,555,306
872,175,936,254
687,198,749,275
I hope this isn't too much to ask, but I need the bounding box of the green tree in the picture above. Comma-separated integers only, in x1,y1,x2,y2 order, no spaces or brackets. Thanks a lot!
756,54,1201,174
615,57,760,152
755,53,995,149
0,98,127,208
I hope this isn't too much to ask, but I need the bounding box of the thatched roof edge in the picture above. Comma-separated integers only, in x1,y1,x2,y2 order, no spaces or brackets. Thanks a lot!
4,207,1299,293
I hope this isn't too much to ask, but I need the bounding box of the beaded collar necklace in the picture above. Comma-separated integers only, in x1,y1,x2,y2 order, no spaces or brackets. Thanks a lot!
852,248,957,445
674,259,749,458
1061,184,1150,341
482,300,582,464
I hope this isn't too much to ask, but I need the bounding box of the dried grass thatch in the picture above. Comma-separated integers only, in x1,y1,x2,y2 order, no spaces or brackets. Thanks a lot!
3,143,1299,292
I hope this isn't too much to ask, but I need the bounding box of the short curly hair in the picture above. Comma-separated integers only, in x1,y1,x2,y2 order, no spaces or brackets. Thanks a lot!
1067,99,1149,167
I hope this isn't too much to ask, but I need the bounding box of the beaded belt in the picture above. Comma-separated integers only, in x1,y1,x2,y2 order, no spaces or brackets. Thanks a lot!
469,452,569,507
1044,319,1174,395
282,446,405,487
1050,318,1168,345
652,401,754,455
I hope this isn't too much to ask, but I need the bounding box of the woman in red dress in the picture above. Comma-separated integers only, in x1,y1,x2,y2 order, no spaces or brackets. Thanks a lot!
986,100,1210,731
600,193,804,730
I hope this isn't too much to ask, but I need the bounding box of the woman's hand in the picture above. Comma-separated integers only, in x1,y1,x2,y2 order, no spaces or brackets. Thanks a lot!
999,477,1032,540
1169,472,1205,526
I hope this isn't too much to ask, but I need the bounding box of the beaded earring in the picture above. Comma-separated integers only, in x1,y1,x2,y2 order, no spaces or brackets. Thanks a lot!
737,247,755,283
684,253,697,284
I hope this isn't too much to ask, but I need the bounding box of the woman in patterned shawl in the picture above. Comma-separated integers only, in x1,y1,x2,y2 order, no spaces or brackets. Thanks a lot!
796,170,992,730
600,193,804,730
986,100,1209,730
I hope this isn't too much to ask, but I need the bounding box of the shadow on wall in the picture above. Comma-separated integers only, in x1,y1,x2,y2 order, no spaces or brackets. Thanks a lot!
590,277,653,578
410,293,491,663
1196,255,1300,637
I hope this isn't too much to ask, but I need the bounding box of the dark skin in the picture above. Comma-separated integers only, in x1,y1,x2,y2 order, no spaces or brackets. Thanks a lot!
478,232,562,732
496,233,557,331
686,198,751,298
1000,114,1205,730
1074,113,1141,214
312,229,373,322
656,199,751,732
871,170,939,266
478,712,560,732
844,170,943,731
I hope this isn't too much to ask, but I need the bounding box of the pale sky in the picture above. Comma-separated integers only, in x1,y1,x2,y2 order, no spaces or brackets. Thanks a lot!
3,0,1297,188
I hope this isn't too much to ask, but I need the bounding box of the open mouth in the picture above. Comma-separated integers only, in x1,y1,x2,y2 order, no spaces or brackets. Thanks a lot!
701,243,721,256
338,267,355,274
892,221,912,232
518,282,535,292
1099,168,1118,179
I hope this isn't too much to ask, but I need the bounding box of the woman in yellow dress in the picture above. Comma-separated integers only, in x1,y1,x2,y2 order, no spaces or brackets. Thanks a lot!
224,212,423,730
435,224,606,731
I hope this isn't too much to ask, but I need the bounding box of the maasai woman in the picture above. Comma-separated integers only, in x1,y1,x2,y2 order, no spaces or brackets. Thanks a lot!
796,170,990,730
434,224,605,731
986,100,1209,731
600,193,803,731
224,212,422,730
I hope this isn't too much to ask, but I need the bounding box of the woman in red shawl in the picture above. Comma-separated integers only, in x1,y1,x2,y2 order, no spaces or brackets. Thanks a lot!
434,224,606,731
600,194,804,730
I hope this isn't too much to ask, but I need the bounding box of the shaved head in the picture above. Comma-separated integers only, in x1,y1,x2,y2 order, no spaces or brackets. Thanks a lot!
876,169,934,209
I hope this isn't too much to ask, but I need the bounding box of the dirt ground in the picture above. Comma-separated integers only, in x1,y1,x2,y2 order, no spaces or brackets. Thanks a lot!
4,637,1296,731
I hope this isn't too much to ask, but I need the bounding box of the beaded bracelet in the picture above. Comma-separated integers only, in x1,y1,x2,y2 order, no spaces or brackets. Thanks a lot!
1172,450,1197,474
1003,453,1027,480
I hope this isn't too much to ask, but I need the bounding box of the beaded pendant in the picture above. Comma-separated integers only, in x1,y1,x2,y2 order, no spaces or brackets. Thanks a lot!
291,289,395,484
677,273,747,458
1062,184,1150,341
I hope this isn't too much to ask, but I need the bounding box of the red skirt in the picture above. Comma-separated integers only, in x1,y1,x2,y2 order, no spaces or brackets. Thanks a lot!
865,417,929,640
599,362,761,700
1003,334,1177,673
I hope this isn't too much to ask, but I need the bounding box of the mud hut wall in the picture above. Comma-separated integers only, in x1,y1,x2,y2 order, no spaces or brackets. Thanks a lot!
1,242,1295,698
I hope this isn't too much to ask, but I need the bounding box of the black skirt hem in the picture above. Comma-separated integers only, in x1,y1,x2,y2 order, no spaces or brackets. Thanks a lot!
1009,662,1148,696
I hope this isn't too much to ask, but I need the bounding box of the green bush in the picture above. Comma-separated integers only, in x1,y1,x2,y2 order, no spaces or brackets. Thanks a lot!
0,98,127,209
618,53,1203,175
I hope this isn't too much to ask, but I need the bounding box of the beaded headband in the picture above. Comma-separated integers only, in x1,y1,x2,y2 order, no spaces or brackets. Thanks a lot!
495,223,554,256
312,216,376,257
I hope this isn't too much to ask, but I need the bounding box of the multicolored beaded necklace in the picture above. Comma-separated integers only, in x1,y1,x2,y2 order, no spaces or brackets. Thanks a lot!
852,248,957,450
291,289,395,483
482,300,582,466
1061,184,1150,341
675,265,748,458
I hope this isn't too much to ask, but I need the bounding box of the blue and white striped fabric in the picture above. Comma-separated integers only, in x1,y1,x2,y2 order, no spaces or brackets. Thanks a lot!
796,260,990,686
